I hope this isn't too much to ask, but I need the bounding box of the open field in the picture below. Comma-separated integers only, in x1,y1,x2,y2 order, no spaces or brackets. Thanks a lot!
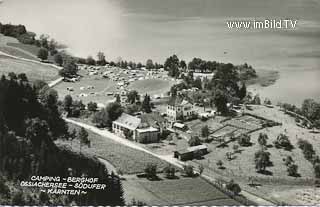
54,67,175,104
0,34,39,61
55,123,170,174
122,175,240,205
7,42,40,56
0,55,59,81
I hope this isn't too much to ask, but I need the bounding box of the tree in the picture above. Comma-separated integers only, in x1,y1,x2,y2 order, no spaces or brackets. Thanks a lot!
179,60,187,70
54,53,63,66
97,51,107,66
11,191,26,205
92,102,123,128
188,136,201,147
226,180,241,195
63,95,73,116
193,77,202,89
163,165,176,179
274,133,293,151
287,164,298,177
198,164,204,175
144,163,157,179
216,160,224,169
25,118,51,149
201,125,210,140
141,94,152,113
87,102,98,112
297,139,315,161
183,165,194,177
253,94,261,105
37,48,48,61
284,155,294,166
254,150,271,172
115,94,121,103
238,134,251,147
78,127,90,152
86,56,96,65
238,82,247,100
164,54,180,78
258,133,268,147
59,59,79,78
146,59,154,70
314,163,320,178
212,89,228,114
127,90,139,104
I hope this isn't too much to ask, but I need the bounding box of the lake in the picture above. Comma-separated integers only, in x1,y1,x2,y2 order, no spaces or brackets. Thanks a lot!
0,0,319,105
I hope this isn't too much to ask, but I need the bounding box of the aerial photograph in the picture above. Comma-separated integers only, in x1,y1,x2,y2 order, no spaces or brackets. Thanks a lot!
0,0,319,206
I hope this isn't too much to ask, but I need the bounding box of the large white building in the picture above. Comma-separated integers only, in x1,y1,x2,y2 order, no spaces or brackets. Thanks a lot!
167,96,196,122
112,113,160,143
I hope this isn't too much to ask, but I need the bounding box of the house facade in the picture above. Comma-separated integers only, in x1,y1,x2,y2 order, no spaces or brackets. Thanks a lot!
167,96,196,122
112,113,160,143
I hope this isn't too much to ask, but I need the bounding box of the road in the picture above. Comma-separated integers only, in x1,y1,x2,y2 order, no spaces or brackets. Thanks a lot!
64,118,275,205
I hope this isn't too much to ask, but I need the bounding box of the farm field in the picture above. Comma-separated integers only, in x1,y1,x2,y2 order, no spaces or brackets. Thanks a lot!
55,123,170,174
122,175,240,205
0,55,59,81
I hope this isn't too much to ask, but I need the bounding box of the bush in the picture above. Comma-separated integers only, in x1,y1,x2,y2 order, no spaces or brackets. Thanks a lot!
297,139,315,161
163,165,176,179
37,48,48,61
274,133,293,151
226,180,241,195
287,164,299,177
238,134,251,147
188,135,201,147
183,165,194,177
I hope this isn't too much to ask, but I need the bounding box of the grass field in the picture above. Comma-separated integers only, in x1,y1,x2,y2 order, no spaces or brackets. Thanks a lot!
54,69,175,104
122,175,240,205
0,55,59,81
0,34,39,61
7,42,40,56
55,123,170,174
130,79,175,96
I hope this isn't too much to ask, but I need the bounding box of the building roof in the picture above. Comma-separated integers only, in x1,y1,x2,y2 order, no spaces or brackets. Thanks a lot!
173,123,186,129
136,126,159,133
168,96,192,106
175,144,208,155
140,113,166,128
187,144,208,152
113,113,141,130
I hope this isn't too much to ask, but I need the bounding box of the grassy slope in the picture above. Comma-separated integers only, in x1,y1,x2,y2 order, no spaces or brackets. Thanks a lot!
55,123,170,174
122,175,240,205
0,55,59,82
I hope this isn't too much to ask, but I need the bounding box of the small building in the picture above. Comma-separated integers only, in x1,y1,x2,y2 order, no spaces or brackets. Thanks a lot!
192,72,214,81
174,144,208,161
167,96,196,122
112,113,160,143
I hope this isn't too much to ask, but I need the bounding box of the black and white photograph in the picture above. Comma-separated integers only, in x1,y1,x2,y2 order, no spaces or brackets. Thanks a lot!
0,0,320,206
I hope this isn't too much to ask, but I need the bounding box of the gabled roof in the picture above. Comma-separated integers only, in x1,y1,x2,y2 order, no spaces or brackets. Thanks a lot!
140,113,166,128
168,96,192,106
113,113,141,130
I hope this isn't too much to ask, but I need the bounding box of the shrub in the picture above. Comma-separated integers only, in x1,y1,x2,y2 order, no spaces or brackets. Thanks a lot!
238,134,251,147
188,136,201,147
274,133,293,151
183,165,194,177
163,165,176,179
287,164,299,177
226,180,241,195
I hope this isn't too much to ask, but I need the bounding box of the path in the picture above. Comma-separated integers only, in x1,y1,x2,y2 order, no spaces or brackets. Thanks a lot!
64,118,275,205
